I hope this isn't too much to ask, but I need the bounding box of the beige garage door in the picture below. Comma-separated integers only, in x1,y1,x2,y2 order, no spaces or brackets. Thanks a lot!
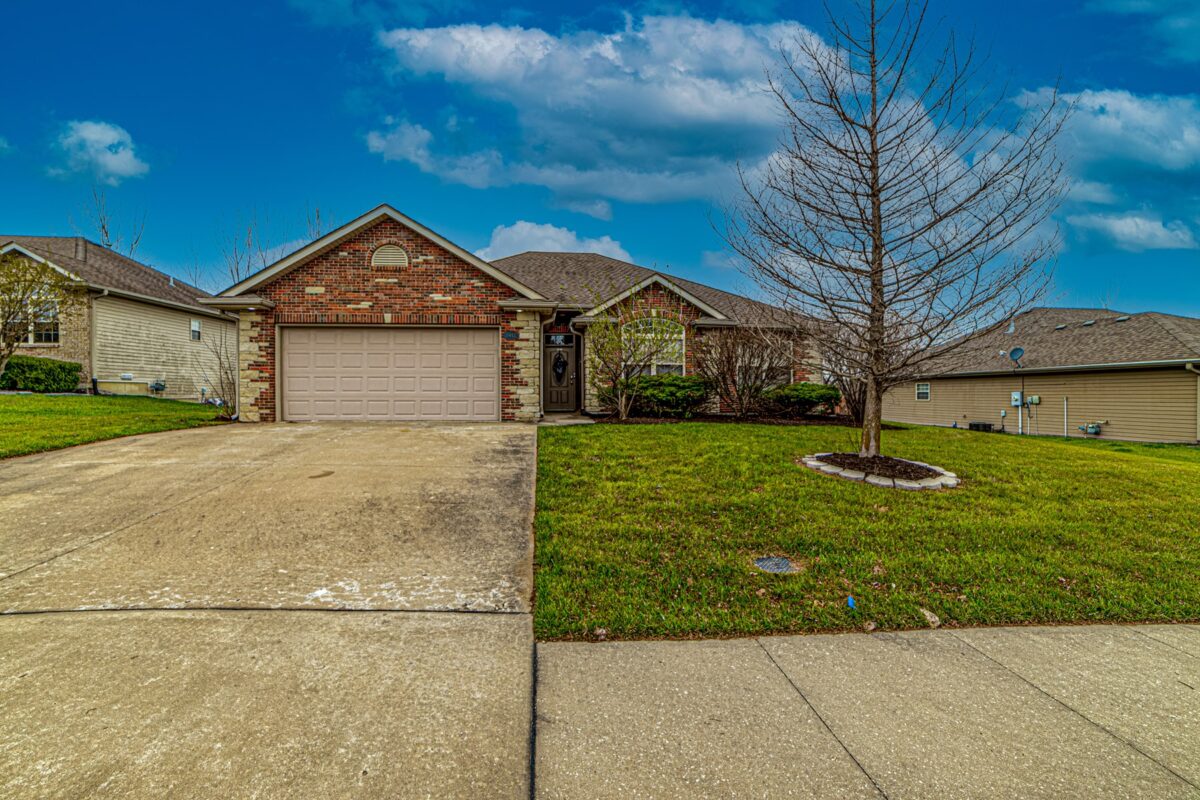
281,327,499,421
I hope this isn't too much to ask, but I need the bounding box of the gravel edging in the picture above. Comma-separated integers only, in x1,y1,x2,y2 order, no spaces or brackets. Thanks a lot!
799,452,961,490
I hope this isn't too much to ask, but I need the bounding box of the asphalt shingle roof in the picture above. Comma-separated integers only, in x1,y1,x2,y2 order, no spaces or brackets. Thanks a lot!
1,236,213,311
929,307,1200,375
492,251,793,324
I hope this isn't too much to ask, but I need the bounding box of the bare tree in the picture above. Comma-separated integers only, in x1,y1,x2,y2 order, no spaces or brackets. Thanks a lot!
305,204,326,240
727,0,1068,457
84,186,146,257
584,288,690,420
0,251,87,375
193,324,239,418
220,210,277,287
692,325,794,417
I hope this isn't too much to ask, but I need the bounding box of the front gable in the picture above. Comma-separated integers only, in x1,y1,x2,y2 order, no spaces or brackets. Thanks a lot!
221,205,544,301
584,274,728,321
251,216,525,326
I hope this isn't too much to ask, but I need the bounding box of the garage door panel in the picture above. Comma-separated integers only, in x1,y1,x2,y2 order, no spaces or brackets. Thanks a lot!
282,327,500,421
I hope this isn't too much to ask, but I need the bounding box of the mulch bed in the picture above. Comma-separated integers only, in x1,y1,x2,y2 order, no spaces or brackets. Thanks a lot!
596,414,902,428
820,453,939,481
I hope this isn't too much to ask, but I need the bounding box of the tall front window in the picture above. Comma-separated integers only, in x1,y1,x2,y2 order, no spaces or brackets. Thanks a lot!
622,318,686,377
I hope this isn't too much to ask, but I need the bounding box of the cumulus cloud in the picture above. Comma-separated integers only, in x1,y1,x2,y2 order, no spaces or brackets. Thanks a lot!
474,221,630,262
1088,0,1200,62
54,120,149,185
369,16,819,212
1066,212,1198,251
1023,88,1200,249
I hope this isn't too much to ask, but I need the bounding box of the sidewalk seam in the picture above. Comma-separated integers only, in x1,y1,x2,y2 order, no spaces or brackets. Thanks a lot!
1128,626,1200,661
755,638,889,800
950,632,1199,791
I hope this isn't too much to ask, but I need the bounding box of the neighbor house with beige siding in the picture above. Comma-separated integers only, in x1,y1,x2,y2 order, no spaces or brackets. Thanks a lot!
884,307,1200,444
1,237,235,403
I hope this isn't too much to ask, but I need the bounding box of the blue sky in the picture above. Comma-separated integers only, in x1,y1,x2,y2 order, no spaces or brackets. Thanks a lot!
1,0,1197,314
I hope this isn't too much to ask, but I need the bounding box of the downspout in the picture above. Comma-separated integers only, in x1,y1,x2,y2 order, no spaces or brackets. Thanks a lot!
90,289,108,394
1187,363,1200,442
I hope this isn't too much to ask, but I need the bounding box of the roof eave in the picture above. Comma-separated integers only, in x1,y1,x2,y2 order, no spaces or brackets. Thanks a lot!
197,295,276,311
921,357,1200,379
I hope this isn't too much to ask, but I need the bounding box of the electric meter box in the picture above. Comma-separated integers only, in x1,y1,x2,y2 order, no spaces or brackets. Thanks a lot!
1027,395,1041,405
1011,391,1023,407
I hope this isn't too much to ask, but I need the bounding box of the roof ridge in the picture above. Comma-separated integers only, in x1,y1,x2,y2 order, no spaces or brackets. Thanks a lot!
497,249,781,314
1143,312,1200,358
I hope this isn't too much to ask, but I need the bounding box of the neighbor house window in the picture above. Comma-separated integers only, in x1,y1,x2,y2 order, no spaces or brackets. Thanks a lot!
622,318,686,377
916,382,931,401
190,319,202,341
17,305,58,345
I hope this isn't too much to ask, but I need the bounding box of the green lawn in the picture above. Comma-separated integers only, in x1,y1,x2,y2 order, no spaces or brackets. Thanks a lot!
0,394,226,459
534,422,1200,640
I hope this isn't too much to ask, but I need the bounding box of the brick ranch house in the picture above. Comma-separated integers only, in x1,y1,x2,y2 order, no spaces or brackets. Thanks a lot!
1,237,235,400
201,204,811,422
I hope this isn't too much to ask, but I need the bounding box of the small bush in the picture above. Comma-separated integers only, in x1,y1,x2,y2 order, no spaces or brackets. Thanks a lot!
0,355,82,393
763,381,841,416
626,374,711,418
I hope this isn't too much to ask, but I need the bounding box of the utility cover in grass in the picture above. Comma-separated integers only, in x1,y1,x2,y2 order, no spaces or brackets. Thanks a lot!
754,556,798,574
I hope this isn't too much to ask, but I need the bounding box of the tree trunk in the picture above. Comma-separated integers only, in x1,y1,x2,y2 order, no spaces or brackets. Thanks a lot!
860,375,883,457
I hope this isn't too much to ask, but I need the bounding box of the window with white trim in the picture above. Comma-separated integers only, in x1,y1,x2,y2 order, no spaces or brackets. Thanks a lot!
622,318,686,377
190,319,202,341
915,382,931,401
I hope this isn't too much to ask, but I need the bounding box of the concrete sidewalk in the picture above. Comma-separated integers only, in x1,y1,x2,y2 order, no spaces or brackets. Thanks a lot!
535,624,1200,799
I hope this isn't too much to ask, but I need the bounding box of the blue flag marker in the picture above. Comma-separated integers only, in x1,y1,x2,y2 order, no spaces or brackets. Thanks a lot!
847,596,857,609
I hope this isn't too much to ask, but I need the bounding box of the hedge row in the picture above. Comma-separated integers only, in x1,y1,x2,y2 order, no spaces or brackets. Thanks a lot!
0,355,83,393
620,374,841,418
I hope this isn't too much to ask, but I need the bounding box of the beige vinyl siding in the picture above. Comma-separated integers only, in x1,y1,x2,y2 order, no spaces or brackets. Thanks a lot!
93,295,235,402
883,368,1199,443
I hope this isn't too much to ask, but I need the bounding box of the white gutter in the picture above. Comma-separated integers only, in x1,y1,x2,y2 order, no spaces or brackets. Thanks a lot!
928,357,1200,379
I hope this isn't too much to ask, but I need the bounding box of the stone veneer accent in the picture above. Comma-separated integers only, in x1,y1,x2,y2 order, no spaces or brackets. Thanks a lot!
236,217,542,422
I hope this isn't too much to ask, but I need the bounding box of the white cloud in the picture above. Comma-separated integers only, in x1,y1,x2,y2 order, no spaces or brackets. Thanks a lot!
474,221,630,262
370,16,820,209
54,120,149,185
0,137,10,154
1050,89,1200,172
1066,212,1198,251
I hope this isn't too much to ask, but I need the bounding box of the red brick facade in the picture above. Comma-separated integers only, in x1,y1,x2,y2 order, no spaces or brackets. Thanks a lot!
241,218,536,422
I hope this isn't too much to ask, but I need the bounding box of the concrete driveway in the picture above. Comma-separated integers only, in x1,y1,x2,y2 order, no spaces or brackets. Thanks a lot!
0,423,536,799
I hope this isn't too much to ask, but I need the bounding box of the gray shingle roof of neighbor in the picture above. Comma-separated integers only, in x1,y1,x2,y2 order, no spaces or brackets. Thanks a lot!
927,306,1200,376
491,251,797,325
0,236,214,312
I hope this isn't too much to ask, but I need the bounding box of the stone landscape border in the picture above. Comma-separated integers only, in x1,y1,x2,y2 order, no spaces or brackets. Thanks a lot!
800,453,961,490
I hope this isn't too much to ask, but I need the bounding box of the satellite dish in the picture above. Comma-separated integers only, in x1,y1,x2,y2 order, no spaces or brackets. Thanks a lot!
1009,347,1025,367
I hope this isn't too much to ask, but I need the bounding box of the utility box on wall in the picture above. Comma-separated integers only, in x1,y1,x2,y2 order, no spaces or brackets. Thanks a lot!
1011,391,1023,407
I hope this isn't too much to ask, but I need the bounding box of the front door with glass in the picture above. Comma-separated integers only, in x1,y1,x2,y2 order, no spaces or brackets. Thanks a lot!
543,333,577,412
